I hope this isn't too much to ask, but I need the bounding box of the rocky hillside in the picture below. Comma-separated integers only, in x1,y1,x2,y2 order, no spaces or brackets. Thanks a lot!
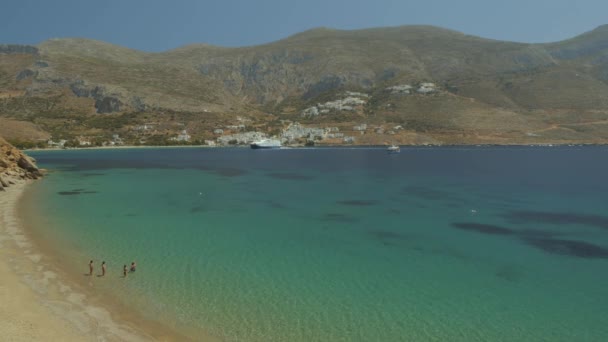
0,136,42,191
1,25,608,146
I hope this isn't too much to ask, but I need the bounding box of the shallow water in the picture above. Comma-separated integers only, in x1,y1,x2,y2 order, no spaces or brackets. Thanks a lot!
25,147,608,341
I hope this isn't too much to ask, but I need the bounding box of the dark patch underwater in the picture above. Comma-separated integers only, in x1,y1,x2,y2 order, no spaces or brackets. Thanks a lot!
451,222,515,235
523,238,608,259
369,230,409,240
266,172,313,180
321,213,359,223
337,200,378,206
58,189,99,196
504,210,608,230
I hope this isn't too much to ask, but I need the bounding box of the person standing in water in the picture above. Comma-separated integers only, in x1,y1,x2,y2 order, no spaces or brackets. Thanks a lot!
89,260,94,276
123,264,128,277
101,261,106,277
130,262,136,272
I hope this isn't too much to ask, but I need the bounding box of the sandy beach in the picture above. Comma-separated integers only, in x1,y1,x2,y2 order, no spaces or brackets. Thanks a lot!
0,181,162,341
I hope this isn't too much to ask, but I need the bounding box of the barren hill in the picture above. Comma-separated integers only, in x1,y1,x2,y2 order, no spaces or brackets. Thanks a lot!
1,24,608,146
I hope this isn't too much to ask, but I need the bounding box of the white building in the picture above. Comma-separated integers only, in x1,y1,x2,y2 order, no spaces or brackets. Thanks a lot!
172,130,191,142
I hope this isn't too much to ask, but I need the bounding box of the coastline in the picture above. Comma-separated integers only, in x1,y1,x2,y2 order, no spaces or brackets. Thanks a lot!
23,141,608,153
1,181,200,341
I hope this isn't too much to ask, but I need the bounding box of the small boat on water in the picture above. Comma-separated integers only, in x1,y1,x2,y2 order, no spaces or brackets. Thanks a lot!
387,144,400,153
250,138,282,149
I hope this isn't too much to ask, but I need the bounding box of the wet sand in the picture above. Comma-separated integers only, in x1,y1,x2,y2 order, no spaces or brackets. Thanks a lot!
0,181,204,341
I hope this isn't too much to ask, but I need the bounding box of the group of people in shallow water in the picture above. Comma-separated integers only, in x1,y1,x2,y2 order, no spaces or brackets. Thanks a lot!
88,260,136,277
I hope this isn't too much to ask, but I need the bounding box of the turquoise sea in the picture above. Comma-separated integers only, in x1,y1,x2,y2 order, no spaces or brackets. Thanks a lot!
24,147,608,341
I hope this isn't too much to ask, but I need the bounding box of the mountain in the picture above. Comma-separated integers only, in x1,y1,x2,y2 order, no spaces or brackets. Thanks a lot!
1,25,608,146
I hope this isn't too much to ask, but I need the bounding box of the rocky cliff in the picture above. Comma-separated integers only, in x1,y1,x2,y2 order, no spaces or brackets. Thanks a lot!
0,137,43,191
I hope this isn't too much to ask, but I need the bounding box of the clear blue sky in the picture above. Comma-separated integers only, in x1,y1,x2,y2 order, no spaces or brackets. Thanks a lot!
1,0,606,52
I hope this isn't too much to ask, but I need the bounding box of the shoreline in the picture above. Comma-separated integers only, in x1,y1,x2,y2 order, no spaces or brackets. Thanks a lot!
0,182,84,341
23,142,608,152
1,181,204,341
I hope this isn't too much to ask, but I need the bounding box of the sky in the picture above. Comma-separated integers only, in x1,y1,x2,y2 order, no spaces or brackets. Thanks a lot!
1,0,606,52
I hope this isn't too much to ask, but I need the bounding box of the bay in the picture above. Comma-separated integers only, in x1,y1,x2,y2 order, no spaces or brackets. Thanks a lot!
24,146,608,341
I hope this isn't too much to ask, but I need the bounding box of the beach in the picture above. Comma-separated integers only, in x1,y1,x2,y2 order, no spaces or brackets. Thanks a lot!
0,181,171,341
0,182,84,340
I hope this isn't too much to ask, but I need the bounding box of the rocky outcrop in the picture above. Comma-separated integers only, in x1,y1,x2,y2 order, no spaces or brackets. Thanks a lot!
0,137,43,191
95,96,121,113
0,44,39,55
70,81,122,113
16,69,38,81
34,60,49,68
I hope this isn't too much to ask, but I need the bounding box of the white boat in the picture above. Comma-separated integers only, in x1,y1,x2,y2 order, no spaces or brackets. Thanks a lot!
250,138,282,149
387,144,400,153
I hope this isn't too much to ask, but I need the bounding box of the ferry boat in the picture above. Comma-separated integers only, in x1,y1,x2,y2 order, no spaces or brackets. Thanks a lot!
387,144,400,153
250,138,282,149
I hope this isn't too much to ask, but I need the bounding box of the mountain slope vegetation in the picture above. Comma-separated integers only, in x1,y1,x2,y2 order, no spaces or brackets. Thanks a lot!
1,24,608,145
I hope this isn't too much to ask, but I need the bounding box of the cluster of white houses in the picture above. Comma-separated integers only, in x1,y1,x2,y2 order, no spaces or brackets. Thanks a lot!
46,117,408,148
